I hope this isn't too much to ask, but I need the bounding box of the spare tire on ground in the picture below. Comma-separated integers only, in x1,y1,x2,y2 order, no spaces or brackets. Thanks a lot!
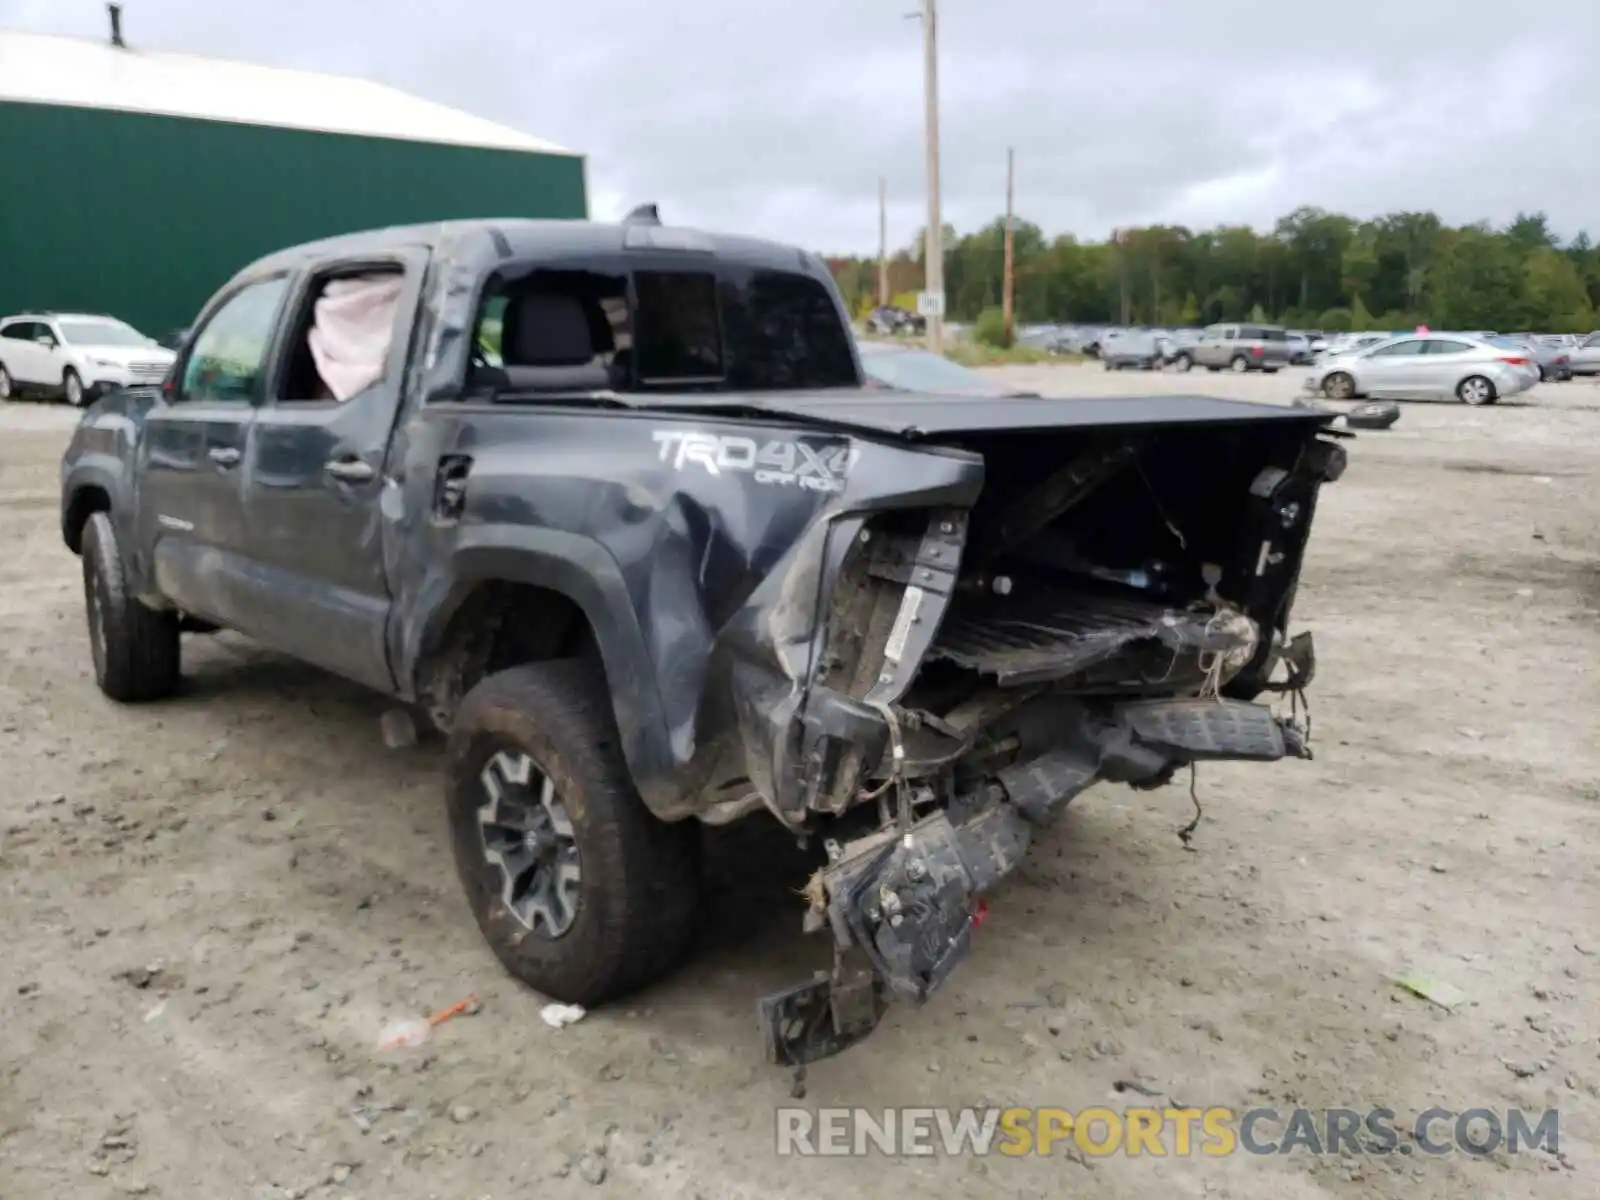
1345,401,1401,430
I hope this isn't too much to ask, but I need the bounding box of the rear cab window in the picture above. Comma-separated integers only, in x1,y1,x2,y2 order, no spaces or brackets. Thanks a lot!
463,256,858,397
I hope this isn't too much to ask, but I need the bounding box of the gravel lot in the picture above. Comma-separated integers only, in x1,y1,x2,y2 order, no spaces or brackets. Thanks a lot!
2,368,1597,1199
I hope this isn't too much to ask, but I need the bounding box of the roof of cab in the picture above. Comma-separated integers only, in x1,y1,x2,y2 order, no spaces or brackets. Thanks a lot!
236,219,825,279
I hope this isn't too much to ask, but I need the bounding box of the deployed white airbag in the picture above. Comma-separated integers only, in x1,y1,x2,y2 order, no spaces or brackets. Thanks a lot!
308,274,403,401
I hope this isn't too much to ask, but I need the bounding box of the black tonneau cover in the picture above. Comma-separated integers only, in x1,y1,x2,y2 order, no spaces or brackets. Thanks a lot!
637,390,1335,440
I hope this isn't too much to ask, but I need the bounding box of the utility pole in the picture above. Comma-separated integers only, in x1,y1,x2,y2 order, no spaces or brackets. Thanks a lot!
1002,147,1015,346
877,176,890,306
917,0,944,353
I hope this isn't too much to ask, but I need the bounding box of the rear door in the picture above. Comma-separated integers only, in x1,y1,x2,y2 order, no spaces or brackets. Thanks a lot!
135,275,292,623
229,250,426,692
1419,338,1485,396
1,321,47,384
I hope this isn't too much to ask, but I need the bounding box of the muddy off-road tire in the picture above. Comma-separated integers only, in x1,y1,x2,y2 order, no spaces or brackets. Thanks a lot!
446,660,700,1006
81,512,181,702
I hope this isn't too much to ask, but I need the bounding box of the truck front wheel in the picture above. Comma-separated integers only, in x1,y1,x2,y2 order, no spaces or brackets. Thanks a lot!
446,660,700,1006
81,512,181,702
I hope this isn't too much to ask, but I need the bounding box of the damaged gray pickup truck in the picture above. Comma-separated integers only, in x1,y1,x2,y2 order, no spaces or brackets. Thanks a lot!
60,211,1341,1068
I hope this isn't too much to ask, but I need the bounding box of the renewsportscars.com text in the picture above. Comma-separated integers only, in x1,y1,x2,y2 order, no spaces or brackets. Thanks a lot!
775,1105,1560,1158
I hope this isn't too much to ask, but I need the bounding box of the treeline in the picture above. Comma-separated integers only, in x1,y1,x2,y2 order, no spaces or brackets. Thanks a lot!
825,208,1600,333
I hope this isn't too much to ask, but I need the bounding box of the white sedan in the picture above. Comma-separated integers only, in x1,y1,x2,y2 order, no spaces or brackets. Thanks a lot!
1304,334,1536,406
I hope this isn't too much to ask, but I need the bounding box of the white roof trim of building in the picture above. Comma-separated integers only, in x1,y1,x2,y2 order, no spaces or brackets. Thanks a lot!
0,30,577,156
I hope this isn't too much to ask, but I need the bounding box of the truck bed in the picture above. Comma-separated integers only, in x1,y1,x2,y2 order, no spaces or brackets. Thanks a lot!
628,389,1335,440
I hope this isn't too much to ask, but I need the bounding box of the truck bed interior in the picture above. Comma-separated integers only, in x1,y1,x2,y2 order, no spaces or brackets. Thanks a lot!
816,420,1326,806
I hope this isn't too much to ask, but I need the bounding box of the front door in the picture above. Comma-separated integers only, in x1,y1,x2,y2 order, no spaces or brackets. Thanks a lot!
230,253,424,692
1357,337,1427,396
135,275,292,624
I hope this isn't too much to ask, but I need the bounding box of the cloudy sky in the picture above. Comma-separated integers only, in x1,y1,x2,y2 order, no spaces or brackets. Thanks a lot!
4,0,1597,253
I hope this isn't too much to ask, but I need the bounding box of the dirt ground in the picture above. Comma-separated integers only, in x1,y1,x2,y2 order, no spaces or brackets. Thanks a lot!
2,367,1597,1199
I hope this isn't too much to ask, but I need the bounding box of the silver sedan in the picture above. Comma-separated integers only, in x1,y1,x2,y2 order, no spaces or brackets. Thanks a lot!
1304,334,1536,405
1569,332,1600,377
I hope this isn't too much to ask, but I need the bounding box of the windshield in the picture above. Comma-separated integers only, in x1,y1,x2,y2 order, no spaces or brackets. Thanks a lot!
58,319,151,347
858,347,994,392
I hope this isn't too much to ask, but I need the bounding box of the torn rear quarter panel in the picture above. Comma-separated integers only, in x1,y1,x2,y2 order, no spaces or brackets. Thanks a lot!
393,403,983,823
393,393,1339,831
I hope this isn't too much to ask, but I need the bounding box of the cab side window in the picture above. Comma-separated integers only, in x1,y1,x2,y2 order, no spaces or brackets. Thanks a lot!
178,277,290,403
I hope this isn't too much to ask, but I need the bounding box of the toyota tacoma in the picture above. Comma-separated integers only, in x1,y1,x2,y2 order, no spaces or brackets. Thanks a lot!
60,210,1341,1067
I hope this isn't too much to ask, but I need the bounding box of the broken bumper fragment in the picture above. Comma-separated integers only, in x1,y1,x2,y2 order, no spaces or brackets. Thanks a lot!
759,695,1311,1067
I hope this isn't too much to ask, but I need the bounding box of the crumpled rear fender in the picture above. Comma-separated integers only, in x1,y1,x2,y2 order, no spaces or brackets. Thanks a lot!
394,408,982,824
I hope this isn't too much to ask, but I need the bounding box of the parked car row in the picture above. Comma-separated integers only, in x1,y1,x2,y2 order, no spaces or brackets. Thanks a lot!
1016,322,1335,362
863,304,927,337
0,312,176,406
855,339,1039,397
1019,320,1600,382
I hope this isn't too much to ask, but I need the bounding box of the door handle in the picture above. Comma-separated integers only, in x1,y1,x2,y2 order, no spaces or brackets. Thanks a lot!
208,447,241,468
325,456,376,483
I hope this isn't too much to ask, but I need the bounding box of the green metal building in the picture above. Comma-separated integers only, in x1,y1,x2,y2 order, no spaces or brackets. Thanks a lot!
0,28,588,335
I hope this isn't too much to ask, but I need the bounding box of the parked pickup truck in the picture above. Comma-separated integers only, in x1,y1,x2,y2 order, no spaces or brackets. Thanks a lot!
60,212,1342,1068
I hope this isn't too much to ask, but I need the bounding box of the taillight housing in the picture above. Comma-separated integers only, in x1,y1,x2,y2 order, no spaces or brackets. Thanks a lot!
1251,345,1263,357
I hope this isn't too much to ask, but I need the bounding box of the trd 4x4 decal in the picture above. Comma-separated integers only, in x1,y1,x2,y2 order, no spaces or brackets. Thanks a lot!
651,431,854,494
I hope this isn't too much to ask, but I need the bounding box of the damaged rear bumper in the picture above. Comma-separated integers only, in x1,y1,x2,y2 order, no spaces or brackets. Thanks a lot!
758,694,1312,1067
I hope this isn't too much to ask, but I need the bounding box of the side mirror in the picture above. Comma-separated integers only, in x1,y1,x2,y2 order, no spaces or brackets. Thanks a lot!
35,335,56,349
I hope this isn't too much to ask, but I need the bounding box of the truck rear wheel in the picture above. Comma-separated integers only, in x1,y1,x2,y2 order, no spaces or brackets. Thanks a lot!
81,512,181,702
446,660,700,1006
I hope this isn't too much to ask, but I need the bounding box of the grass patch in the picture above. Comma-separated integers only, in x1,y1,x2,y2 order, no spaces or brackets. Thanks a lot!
858,329,1084,367
944,341,1083,367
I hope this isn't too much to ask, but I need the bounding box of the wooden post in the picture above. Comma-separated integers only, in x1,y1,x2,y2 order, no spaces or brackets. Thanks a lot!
1002,147,1015,345
920,0,944,353
877,177,890,307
